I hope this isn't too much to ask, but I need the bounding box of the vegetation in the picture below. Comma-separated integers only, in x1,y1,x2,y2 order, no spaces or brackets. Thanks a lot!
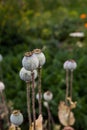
0,0,87,129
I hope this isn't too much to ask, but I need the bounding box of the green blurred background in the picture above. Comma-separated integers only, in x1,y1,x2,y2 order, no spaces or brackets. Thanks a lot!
0,0,87,129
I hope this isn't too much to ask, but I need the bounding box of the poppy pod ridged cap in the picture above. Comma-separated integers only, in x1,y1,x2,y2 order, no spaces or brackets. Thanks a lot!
63,60,77,71
19,67,38,82
22,51,39,71
0,81,5,92
10,110,23,126
33,49,46,67
43,91,53,102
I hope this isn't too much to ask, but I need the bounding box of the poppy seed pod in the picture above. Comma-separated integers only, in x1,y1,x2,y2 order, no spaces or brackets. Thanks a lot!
19,67,37,82
33,49,46,67
22,52,39,71
36,93,42,100
0,81,5,92
43,91,53,102
43,101,48,108
68,60,77,71
63,60,77,71
10,110,23,126
63,60,70,70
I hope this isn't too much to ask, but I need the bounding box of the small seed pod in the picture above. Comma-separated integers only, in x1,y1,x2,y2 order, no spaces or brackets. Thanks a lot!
68,60,77,71
36,93,42,100
63,60,70,70
19,67,37,82
43,91,53,102
63,60,77,71
0,81,5,92
33,49,46,67
43,101,48,108
10,110,23,126
22,51,39,71
19,67,31,82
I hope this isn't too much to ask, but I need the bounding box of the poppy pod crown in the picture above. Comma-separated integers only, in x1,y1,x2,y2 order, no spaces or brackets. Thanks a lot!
33,49,42,54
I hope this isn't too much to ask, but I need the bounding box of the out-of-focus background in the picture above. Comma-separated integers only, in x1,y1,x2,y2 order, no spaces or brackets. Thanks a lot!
0,0,87,130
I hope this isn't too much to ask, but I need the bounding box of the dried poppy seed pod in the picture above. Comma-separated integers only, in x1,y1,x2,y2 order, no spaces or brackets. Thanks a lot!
63,60,70,70
36,93,42,100
33,49,46,67
43,91,53,102
10,110,23,126
0,81,5,92
22,51,39,71
68,60,77,71
63,60,77,71
19,67,32,82
19,67,37,82
43,101,48,108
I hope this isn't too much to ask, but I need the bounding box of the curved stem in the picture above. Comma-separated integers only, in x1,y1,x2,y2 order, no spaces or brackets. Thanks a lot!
26,82,32,127
31,71,36,130
38,67,42,115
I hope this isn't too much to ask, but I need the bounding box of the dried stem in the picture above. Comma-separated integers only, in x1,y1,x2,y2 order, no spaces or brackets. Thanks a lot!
38,67,42,115
48,104,55,126
70,71,73,100
47,104,51,130
26,82,32,127
65,69,69,104
31,71,36,130
15,126,18,130
0,91,10,127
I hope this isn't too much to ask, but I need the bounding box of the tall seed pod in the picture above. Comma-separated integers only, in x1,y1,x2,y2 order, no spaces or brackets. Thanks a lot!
62,59,77,128
19,67,32,127
33,49,46,115
43,91,54,130
22,51,39,130
68,60,77,100
10,110,23,130
19,67,38,129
